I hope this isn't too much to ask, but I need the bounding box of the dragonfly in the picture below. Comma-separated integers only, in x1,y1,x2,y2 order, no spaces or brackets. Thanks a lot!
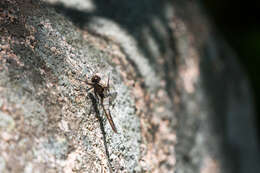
86,74,118,133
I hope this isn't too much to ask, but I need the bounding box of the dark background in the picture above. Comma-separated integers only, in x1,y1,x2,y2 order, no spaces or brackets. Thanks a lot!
201,0,260,138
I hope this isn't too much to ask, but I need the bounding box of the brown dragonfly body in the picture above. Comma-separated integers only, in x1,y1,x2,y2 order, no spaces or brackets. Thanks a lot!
86,75,118,133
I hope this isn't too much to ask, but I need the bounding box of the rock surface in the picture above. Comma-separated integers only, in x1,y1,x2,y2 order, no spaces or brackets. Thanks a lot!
0,0,259,173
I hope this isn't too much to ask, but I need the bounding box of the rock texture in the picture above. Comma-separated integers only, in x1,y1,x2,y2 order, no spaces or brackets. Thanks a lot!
0,0,259,173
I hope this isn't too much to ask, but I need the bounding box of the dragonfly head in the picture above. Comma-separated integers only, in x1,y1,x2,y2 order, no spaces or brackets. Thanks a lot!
91,75,101,83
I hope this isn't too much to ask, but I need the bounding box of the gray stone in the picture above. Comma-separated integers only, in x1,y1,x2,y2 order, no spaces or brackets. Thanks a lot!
0,0,259,172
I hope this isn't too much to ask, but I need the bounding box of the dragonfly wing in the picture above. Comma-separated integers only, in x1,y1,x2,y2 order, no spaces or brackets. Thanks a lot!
109,92,117,105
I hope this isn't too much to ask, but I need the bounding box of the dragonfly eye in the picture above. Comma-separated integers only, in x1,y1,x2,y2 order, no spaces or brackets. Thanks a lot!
92,75,101,83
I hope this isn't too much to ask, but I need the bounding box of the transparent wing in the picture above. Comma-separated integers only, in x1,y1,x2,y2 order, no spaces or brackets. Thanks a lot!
109,92,117,105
